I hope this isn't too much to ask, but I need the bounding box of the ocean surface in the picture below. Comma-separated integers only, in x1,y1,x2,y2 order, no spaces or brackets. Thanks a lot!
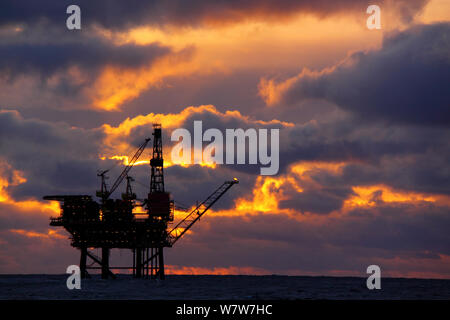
0,274,449,300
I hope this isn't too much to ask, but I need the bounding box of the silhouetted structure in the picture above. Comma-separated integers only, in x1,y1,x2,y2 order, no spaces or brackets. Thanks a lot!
44,124,238,279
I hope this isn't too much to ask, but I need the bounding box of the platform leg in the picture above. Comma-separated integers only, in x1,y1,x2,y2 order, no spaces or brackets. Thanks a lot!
101,247,110,279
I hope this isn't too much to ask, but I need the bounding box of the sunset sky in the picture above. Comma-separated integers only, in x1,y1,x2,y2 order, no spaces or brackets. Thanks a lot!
0,0,449,278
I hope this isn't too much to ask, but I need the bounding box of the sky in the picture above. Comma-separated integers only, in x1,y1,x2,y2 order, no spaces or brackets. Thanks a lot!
0,0,449,278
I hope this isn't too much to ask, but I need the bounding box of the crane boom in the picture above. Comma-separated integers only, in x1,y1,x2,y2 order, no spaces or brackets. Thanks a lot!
104,138,150,200
168,179,239,245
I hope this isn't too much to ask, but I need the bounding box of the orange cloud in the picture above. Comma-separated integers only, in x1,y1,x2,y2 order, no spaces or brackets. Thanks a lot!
235,176,288,214
208,160,450,220
291,161,345,179
344,185,443,209
88,49,199,111
210,161,345,218
258,75,299,106
101,104,292,166
0,161,60,216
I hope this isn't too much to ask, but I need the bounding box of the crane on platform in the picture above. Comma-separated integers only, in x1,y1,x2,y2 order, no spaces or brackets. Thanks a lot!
96,138,150,202
168,178,239,245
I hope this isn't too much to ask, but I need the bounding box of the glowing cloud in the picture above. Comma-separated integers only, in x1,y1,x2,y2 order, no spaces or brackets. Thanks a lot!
0,161,60,216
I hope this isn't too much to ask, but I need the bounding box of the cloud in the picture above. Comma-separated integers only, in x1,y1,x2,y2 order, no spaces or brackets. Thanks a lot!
0,36,172,79
0,110,105,199
260,23,450,126
0,0,428,29
0,27,196,111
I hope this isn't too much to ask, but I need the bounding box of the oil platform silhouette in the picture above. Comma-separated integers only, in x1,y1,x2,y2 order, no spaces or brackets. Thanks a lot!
44,124,238,279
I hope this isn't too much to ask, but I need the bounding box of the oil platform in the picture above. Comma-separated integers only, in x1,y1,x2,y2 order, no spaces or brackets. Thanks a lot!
44,124,238,279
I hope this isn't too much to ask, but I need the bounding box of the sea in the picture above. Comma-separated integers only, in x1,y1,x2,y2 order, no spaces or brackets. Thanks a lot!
0,274,449,300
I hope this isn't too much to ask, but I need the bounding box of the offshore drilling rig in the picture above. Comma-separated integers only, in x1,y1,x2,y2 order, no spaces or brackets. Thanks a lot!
44,124,238,279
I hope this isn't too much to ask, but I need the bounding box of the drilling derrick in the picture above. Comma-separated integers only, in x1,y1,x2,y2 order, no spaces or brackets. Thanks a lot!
135,123,174,279
150,124,164,193
44,124,238,280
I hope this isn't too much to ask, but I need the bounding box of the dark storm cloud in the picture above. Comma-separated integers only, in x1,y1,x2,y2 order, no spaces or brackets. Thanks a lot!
268,23,450,126
0,0,427,29
280,112,449,162
0,110,105,199
0,34,172,79
341,154,450,195
0,25,190,112
279,188,353,214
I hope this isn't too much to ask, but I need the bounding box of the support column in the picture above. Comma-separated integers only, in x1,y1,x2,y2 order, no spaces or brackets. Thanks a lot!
150,247,157,279
146,248,149,278
101,247,110,279
132,249,136,277
135,248,142,278
158,247,165,280
150,247,154,278
79,246,87,279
